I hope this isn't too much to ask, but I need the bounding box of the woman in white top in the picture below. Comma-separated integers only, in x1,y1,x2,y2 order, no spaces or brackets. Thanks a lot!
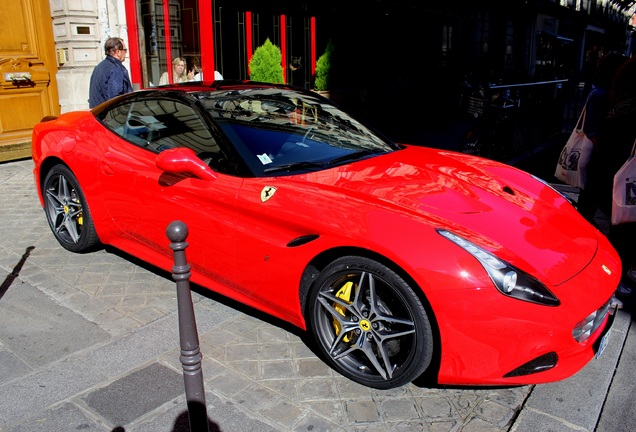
190,57,223,81
192,70,224,81
159,57,193,85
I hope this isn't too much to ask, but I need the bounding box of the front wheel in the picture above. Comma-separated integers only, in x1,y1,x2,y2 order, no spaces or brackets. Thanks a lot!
42,165,100,252
307,256,434,389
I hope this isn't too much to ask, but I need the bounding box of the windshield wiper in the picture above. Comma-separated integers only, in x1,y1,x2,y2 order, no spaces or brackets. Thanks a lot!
323,149,382,166
262,149,384,174
263,160,326,174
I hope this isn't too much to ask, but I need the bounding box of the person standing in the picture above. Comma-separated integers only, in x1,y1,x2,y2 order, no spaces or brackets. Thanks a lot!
88,37,133,108
576,52,628,220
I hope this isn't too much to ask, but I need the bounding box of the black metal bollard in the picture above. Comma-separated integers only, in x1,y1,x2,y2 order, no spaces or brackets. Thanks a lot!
167,221,209,432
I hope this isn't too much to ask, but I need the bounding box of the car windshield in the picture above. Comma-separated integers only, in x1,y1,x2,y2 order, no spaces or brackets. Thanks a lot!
196,88,396,176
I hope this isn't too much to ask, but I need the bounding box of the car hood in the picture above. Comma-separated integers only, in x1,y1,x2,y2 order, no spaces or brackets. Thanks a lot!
292,145,602,286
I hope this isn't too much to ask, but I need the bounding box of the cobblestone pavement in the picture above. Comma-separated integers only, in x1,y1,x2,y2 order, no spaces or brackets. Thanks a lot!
0,158,627,432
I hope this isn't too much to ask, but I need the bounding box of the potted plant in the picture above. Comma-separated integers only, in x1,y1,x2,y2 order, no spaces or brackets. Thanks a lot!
314,39,334,97
249,38,284,84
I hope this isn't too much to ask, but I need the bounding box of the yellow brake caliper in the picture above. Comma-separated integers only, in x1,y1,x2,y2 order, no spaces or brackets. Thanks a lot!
67,196,83,226
64,204,82,226
333,281,354,342
74,196,84,226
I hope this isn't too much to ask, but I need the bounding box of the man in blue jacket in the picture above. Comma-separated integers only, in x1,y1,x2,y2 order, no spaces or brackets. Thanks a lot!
88,37,133,108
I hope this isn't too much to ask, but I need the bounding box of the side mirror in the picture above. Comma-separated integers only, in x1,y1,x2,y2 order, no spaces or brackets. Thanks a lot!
155,147,217,181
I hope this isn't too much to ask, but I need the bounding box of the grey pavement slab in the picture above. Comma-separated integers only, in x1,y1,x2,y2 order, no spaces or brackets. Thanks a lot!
596,306,636,432
82,362,184,427
4,403,108,432
0,346,110,427
0,296,237,427
128,390,283,432
0,280,110,368
0,347,30,384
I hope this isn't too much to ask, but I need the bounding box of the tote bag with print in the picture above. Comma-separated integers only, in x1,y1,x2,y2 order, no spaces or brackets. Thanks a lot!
555,106,594,189
611,140,636,225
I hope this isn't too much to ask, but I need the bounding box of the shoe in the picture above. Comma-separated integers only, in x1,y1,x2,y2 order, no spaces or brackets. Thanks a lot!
610,295,624,310
616,283,633,297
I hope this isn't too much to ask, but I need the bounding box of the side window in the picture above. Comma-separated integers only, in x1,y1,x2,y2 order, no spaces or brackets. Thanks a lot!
99,102,159,149
126,99,220,155
101,103,130,136
100,97,235,174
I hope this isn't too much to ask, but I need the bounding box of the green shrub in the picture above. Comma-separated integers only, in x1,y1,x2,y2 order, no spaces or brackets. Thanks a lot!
249,38,284,83
314,40,334,91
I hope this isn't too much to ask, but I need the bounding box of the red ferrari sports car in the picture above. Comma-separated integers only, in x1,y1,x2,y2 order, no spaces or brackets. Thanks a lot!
32,81,621,389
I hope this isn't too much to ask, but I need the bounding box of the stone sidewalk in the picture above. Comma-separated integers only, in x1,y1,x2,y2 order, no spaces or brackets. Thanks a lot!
0,158,630,432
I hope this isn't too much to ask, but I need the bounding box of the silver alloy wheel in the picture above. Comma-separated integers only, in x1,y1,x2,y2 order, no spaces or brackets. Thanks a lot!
309,256,433,389
43,165,99,252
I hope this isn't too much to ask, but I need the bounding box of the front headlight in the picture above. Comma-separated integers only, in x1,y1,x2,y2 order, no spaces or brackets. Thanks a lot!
437,229,560,306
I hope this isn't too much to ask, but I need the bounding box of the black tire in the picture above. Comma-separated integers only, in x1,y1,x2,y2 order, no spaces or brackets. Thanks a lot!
42,165,100,252
307,256,434,389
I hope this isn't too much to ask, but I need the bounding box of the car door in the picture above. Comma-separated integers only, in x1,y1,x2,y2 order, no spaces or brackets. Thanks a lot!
96,98,241,290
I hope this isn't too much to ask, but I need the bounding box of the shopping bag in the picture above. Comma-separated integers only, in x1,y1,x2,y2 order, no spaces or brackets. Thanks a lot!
611,140,636,225
554,107,594,189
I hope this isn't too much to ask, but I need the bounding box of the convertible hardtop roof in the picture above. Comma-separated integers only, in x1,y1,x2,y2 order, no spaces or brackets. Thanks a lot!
90,80,318,114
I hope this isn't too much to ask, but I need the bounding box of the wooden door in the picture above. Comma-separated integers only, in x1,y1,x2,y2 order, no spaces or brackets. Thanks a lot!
0,0,59,162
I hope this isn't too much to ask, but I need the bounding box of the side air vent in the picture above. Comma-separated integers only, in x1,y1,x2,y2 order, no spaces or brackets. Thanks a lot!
503,352,558,377
503,185,515,195
287,234,319,247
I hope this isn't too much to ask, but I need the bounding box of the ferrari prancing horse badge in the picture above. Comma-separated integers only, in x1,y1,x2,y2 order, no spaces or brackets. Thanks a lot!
261,186,277,202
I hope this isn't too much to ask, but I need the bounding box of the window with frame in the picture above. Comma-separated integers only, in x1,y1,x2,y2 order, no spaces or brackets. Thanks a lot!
101,99,221,157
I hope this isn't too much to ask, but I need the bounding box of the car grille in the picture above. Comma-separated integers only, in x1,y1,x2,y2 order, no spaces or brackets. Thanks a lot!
572,298,612,343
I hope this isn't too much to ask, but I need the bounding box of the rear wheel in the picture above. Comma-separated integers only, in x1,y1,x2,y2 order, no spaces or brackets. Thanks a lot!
42,165,99,252
308,256,434,389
